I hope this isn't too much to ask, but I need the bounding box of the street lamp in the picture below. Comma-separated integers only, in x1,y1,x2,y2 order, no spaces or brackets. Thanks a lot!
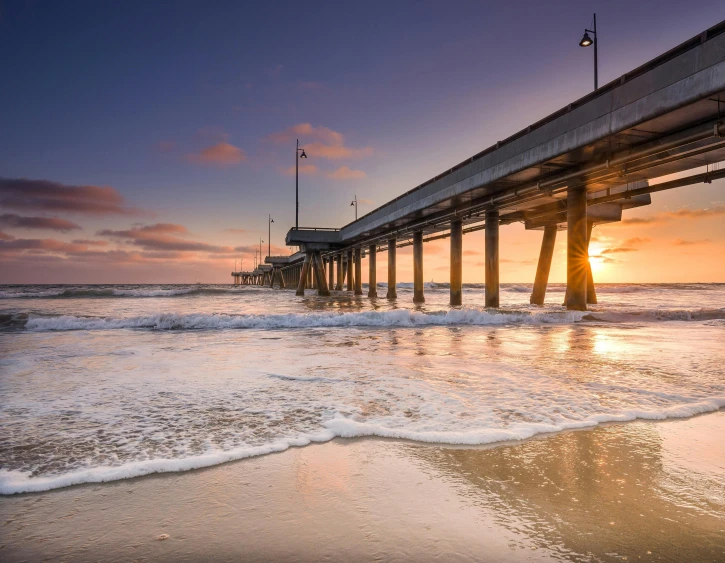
350,195,358,220
579,13,598,90
259,238,264,265
295,139,308,229
268,215,274,258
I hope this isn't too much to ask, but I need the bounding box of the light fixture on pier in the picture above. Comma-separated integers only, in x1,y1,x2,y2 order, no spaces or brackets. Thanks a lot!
578,13,598,90
296,140,309,230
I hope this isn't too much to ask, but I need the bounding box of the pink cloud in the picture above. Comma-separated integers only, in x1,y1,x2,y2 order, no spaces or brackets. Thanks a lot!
0,213,81,232
282,164,318,176
0,178,142,215
97,223,235,253
267,123,373,161
327,166,367,180
187,142,246,166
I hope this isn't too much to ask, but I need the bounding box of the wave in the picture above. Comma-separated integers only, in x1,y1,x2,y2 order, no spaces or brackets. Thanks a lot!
0,287,259,299
21,308,588,332
2,398,723,495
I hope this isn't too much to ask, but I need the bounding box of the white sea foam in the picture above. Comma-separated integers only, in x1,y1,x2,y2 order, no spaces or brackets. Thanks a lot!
2,398,723,495
23,308,588,331
2,282,724,496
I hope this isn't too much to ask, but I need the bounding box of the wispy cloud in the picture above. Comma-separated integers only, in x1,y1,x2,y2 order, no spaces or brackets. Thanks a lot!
282,164,318,176
265,64,284,78
223,228,247,234
267,123,373,160
327,166,366,180
98,223,235,253
598,237,651,255
186,142,246,166
673,238,711,246
0,213,81,232
0,178,142,215
621,206,725,226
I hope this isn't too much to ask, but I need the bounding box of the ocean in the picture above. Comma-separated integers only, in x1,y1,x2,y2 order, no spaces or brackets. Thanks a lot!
1,282,723,495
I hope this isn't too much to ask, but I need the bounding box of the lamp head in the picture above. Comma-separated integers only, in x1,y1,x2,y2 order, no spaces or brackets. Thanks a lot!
579,32,593,47
300,149,307,159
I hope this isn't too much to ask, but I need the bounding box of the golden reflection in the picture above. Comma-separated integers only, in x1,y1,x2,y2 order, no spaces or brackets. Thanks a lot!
409,414,725,561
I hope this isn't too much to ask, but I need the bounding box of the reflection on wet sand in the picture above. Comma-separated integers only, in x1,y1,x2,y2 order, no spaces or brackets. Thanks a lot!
410,412,725,561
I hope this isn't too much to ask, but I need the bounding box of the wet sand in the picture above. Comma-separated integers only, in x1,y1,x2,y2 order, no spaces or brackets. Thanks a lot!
2,412,724,562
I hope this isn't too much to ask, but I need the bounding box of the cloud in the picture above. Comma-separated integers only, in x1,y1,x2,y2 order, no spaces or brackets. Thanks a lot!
463,249,482,256
223,228,247,234
266,123,373,160
0,213,82,232
72,239,109,247
598,237,651,254
267,123,343,145
358,198,374,205
327,166,366,180
306,142,373,160
621,206,725,226
0,231,14,241
0,238,89,253
265,64,284,78
97,223,237,253
282,164,318,176
186,142,246,166
673,238,711,246
0,178,140,215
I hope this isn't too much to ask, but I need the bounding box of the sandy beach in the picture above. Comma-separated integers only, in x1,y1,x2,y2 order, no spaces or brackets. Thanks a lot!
2,411,724,562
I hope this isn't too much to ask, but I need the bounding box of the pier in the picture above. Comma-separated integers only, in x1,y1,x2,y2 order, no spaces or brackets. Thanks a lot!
240,22,725,310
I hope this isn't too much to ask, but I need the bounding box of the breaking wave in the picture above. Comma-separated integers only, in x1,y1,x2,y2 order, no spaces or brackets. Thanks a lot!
21,308,588,332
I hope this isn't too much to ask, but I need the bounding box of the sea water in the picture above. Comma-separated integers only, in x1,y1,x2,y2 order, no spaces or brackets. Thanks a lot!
1,283,723,494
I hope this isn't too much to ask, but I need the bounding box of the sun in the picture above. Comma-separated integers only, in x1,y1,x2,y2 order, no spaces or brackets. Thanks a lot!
588,243,607,274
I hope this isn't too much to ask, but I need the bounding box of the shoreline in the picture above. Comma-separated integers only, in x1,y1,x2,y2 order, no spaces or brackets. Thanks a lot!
3,406,724,497
2,410,724,562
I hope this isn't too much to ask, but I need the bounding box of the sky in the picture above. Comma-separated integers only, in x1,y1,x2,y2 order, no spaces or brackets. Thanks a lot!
0,0,723,284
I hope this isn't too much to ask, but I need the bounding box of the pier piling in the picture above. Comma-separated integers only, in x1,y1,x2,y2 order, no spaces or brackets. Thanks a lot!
413,231,424,303
530,225,557,305
586,221,597,305
485,210,499,308
336,254,343,290
450,220,463,306
296,254,311,296
368,244,377,298
346,250,354,292
566,186,588,311
354,248,363,295
387,238,397,299
313,252,330,296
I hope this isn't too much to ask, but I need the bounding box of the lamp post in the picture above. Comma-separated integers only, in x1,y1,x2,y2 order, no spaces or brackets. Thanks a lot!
259,238,264,265
350,195,358,220
579,13,598,90
295,139,308,229
268,215,274,258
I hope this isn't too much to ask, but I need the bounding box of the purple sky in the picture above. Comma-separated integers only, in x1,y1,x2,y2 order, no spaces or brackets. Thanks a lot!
1,1,724,283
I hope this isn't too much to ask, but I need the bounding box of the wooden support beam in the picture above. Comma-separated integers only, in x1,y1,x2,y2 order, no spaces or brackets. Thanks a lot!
450,220,463,306
368,244,377,298
296,254,311,296
530,225,557,305
387,237,397,299
566,186,588,311
485,210,500,308
413,231,424,303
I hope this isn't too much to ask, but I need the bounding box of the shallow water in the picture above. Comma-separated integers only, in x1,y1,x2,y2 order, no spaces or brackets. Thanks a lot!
1,283,724,494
